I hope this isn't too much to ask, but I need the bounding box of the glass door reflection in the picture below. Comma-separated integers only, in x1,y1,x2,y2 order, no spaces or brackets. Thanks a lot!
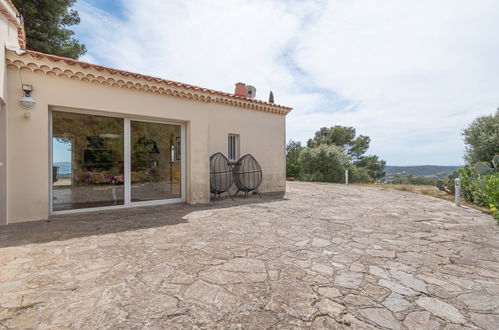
52,111,124,211
130,121,181,202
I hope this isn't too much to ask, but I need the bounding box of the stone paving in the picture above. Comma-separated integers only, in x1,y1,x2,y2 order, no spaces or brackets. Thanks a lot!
0,181,498,329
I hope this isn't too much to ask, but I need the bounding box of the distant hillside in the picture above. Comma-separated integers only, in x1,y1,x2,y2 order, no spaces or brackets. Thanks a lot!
384,165,461,179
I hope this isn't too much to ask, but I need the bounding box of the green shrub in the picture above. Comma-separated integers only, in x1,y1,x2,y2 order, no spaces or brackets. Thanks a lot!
457,166,478,203
286,161,300,179
299,144,351,182
286,140,303,178
477,173,499,222
436,171,459,194
454,155,499,223
348,165,371,183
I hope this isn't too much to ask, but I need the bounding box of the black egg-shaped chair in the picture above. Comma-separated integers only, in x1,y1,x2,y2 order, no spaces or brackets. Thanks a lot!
233,154,262,198
209,152,234,199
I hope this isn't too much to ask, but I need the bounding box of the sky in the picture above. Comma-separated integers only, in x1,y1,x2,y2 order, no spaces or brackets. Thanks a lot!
70,0,499,166
53,139,71,163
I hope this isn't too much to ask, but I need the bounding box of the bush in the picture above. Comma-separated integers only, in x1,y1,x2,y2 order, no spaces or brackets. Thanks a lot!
348,165,371,183
286,161,300,179
299,144,351,182
477,173,499,221
286,140,303,178
456,166,476,202
442,156,499,223
436,171,459,194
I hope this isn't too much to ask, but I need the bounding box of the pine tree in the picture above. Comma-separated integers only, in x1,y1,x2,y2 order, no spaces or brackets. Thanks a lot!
13,0,86,59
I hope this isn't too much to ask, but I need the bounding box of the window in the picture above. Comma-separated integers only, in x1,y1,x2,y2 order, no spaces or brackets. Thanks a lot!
51,110,183,212
228,134,239,161
52,111,125,211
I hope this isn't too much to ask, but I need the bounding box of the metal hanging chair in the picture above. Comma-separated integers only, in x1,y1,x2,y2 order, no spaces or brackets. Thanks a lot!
233,154,262,198
210,152,234,199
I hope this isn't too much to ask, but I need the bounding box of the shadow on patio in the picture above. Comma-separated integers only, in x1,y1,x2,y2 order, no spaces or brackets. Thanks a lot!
0,193,285,248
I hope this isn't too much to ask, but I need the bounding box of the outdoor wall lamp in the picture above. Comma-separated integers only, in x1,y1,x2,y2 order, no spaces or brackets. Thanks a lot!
20,84,36,111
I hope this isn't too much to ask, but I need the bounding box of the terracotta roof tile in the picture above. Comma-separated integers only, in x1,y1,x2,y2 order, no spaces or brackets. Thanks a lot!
18,49,291,113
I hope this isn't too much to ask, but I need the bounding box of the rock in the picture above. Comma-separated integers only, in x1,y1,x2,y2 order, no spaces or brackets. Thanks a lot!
332,237,348,244
416,274,461,293
469,312,499,329
311,316,342,329
369,266,389,279
316,298,345,318
312,238,331,248
344,294,375,306
415,297,466,324
333,255,353,264
199,258,268,284
403,311,440,330
294,239,310,247
311,262,335,275
378,279,419,296
265,280,317,320
456,293,499,312
322,249,337,256
233,250,247,257
366,249,396,258
363,283,389,300
318,286,342,298
218,258,266,273
341,313,378,329
184,280,229,305
186,241,208,249
334,272,363,289
350,263,365,272
397,252,448,267
382,293,412,312
358,307,401,329
200,269,267,285
389,269,427,293
268,270,279,281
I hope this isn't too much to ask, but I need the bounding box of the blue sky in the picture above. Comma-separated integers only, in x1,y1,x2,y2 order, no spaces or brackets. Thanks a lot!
53,139,71,163
71,0,499,166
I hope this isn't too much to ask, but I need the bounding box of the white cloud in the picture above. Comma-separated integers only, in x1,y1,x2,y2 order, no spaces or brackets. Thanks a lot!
73,0,499,165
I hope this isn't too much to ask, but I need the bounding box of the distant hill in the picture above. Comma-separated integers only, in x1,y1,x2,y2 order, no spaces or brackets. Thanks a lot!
384,165,461,179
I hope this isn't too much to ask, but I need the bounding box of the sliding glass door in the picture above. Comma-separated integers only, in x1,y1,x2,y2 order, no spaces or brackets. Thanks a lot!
52,112,125,211
130,120,181,202
51,110,183,212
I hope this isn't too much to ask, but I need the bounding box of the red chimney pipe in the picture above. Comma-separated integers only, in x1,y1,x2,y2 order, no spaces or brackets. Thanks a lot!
234,82,248,97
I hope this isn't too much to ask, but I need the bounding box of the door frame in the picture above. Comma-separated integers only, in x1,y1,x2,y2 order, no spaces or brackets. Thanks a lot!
49,107,186,215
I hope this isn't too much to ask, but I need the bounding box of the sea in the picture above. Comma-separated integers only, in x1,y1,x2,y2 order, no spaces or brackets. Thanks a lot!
53,162,71,174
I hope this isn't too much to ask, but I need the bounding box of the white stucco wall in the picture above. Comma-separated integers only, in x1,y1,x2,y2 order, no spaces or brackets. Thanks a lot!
0,0,20,225
0,103,5,225
0,8,21,225
3,54,288,224
208,105,286,194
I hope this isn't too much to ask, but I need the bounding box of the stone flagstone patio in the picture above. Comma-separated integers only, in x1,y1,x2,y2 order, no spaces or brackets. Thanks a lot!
0,181,498,329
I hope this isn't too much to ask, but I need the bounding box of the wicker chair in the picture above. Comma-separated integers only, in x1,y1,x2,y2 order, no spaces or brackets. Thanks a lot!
209,152,234,199
233,154,262,198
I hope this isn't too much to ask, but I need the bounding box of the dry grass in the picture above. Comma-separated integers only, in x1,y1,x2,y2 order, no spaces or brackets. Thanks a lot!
361,184,490,214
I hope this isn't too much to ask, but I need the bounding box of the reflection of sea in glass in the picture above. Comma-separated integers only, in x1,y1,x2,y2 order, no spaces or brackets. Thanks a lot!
52,138,72,186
